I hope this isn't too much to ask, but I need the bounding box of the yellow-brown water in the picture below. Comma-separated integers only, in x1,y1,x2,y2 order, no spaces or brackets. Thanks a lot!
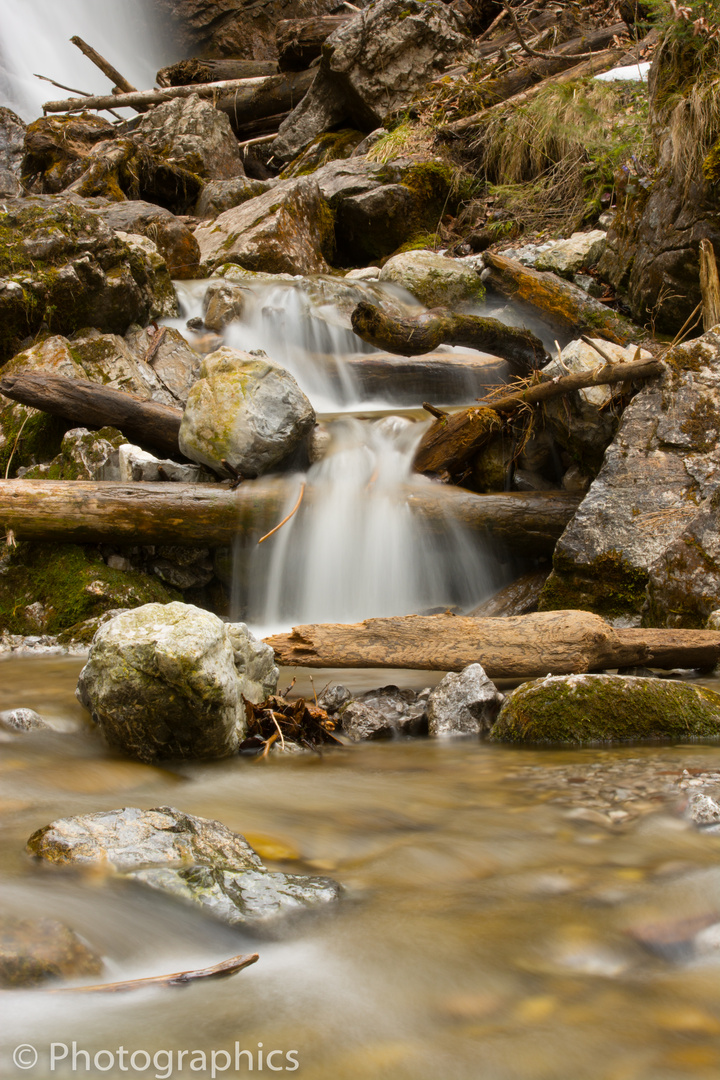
2,657,720,1080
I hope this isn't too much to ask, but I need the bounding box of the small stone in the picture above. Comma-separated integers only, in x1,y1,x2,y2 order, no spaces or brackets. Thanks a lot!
0,708,51,732
686,791,720,826
0,916,103,987
427,663,503,736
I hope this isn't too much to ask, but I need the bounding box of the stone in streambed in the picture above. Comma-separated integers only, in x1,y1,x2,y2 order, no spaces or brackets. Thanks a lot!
0,708,52,733
379,250,484,308
76,602,278,761
490,674,720,744
179,347,315,478
534,231,607,279
27,806,342,932
340,686,429,741
427,663,503,736
0,915,103,988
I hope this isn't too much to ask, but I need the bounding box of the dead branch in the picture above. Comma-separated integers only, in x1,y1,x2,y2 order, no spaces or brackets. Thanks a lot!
258,481,306,543
49,952,259,994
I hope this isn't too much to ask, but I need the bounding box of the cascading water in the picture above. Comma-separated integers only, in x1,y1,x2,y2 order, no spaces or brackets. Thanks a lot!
170,279,514,630
0,0,168,121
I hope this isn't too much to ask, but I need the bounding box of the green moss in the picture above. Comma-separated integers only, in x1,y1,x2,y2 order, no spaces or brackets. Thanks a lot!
280,130,364,179
0,542,180,635
490,674,720,744
538,549,649,619
0,402,68,479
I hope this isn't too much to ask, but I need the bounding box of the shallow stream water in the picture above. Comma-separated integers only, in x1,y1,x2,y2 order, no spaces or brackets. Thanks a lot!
2,659,720,1080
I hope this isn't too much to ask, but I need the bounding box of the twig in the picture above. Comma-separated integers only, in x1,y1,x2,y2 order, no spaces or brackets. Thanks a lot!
33,74,124,120
580,335,622,366
48,952,259,994
422,402,449,419
258,481,306,544
143,325,168,367
501,0,546,58
4,414,30,480
477,8,508,43
269,712,286,750
258,731,278,759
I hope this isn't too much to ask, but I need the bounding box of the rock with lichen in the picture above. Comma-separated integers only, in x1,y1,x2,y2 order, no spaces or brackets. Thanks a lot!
378,250,484,308
27,806,341,931
490,673,720,744
539,327,720,627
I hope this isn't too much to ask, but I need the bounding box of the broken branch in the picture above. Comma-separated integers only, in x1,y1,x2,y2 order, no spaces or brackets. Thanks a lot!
50,952,259,993
258,481,306,543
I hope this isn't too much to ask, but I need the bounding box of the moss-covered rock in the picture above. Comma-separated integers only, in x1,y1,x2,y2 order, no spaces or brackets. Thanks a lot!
281,129,365,179
0,542,180,636
24,427,128,481
490,673,720,744
378,249,485,307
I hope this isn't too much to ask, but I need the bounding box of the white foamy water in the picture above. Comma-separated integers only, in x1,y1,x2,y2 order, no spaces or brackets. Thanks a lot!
0,0,169,121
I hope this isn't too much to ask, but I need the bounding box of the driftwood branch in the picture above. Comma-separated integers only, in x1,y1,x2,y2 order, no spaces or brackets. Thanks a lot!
350,302,548,373
700,239,720,332
70,36,138,95
481,355,662,413
50,952,259,994
264,611,720,676
0,372,182,458
0,482,580,557
42,75,280,114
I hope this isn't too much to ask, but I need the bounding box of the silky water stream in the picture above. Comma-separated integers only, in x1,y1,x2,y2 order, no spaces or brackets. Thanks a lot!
2,280,720,1080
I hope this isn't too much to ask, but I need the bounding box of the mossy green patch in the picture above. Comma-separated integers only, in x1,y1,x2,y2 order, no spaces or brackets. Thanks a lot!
0,401,68,479
0,542,180,635
490,674,720,744
539,549,649,619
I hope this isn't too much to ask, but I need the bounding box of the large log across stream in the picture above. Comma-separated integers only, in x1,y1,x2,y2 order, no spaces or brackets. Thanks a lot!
0,482,580,557
264,612,720,676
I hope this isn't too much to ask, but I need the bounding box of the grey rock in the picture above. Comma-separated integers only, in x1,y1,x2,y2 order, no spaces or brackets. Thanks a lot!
194,177,334,275
0,915,103,988
686,791,720,826
27,806,341,931
0,107,25,197
202,280,247,331
345,266,380,281
118,444,212,483
467,571,549,618
148,546,215,591
225,622,279,704
125,325,201,405
379,250,484,307
70,330,181,406
513,468,557,492
0,708,52,732
179,347,315,477
540,327,720,626
113,232,178,319
534,230,606,279
340,685,429,740
48,426,127,481
88,200,201,279
317,684,352,713
272,0,467,161
427,663,503,736
195,177,278,219
76,603,255,761
135,93,244,181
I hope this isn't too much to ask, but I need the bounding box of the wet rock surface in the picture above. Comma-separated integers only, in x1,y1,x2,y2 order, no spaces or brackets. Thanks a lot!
428,663,503,736
0,107,25,197
76,603,278,761
340,686,429,740
491,674,720,744
27,806,342,931
0,915,103,988
179,347,315,477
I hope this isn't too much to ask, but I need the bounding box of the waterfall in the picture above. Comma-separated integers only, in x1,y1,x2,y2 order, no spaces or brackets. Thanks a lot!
0,0,168,121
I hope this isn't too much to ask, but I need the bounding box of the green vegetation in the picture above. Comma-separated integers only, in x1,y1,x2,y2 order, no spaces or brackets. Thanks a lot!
490,673,720,744
538,550,649,619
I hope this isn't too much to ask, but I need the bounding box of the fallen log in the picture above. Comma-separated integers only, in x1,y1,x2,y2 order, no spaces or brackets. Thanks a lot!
70,35,138,95
263,611,720,675
42,75,287,115
413,354,663,475
50,952,259,994
157,59,278,88
350,302,549,373
0,482,579,556
215,70,314,135
343,351,510,403
0,373,182,458
482,251,653,344
276,15,353,70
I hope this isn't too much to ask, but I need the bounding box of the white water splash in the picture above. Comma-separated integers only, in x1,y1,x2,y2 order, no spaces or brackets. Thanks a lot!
0,0,169,121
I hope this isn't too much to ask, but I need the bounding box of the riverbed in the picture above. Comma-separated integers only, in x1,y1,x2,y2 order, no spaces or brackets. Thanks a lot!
2,657,720,1080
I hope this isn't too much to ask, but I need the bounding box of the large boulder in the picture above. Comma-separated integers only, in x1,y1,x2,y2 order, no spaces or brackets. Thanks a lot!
271,0,467,162
194,177,334,274
88,200,201,279
195,177,277,219
179,347,315,476
379,250,484,308
490,674,720,744
124,325,202,404
0,198,177,363
76,602,278,760
0,107,25,197
21,114,116,194
133,93,244,182
0,916,102,988
427,663,503,736
539,328,720,627
27,806,342,931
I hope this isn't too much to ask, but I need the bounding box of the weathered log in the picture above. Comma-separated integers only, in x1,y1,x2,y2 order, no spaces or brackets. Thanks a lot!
276,16,353,70
343,351,510,402
215,71,314,135
0,482,579,556
482,251,653,343
157,59,278,88
0,373,182,458
70,36,138,95
413,354,663,475
350,302,549,372
42,76,284,114
263,611,720,675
